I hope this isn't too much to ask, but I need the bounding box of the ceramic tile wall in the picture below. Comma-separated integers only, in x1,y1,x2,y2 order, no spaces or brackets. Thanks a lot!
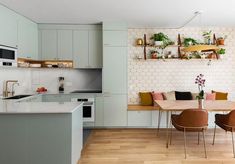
128,27,235,104
0,68,102,95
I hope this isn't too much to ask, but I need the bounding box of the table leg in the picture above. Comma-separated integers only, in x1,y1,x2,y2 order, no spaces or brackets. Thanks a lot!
166,111,170,148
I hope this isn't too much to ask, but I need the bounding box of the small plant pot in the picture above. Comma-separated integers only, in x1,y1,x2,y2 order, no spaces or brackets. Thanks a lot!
151,53,158,59
154,41,163,46
218,54,224,59
217,39,225,45
200,54,206,59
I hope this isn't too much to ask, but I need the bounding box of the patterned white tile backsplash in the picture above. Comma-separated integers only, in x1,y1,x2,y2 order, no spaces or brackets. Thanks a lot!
0,68,102,95
128,27,235,104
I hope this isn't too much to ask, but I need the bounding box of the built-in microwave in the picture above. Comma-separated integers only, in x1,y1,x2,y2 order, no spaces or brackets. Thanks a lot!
0,45,17,67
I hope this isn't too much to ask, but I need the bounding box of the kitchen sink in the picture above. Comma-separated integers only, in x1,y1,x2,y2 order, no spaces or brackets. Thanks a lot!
3,95,32,100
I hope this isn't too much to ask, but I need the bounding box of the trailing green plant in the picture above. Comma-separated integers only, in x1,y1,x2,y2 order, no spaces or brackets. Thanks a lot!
183,38,198,47
150,32,174,49
217,48,226,55
150,32,169,41
202,30,212,40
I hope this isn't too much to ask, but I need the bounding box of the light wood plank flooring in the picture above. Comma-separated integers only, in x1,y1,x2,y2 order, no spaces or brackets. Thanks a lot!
79,129,235,164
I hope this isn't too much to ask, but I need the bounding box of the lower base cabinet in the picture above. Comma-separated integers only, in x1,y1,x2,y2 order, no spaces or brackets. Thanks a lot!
103,94,127,127
128,111,152,127
95,96,104,127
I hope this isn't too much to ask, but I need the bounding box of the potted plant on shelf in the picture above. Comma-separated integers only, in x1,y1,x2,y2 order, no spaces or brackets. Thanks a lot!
183,38,198,47
150,50,158,59
150,32,172,46
202,30,212,44
195,74,206,109
216,35,227,45
217,48,226,59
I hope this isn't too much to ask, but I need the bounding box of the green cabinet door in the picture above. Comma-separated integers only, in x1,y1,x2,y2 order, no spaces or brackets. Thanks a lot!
103,47,127,94
103,31,127,47
95,96,104,126
103,94,127,126
89,30,102,68
73,30,89,68
0,5,17,47
18,18,38,59
41,30,57,60
58,30,73,60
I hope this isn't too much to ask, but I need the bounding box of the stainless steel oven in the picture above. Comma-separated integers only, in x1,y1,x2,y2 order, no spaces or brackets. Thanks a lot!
0,45,17,67
71,98,95,122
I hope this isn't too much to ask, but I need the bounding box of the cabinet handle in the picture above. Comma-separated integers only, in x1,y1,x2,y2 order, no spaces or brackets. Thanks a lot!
104,44,110,46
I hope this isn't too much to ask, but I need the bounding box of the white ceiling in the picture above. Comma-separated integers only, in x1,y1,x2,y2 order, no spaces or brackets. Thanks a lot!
1,0,235,28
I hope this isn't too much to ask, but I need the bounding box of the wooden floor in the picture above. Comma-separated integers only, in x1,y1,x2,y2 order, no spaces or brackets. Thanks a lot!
79,129,235,164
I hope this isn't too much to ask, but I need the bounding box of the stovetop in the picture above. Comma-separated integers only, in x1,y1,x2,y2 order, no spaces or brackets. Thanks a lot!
71,89,102,93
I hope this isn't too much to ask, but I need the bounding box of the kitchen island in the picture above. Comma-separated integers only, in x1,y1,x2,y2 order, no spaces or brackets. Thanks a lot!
0,100,83,164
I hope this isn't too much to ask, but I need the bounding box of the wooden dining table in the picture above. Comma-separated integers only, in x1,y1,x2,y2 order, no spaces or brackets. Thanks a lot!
155,100,235,148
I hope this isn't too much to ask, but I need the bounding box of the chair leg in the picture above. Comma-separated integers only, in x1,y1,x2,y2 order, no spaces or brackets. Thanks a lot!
170,119,173,145
202,130,207,158
198,132,200,145
157,110,162,134
232,130,235,158
212,124,216,145
184,128,187,159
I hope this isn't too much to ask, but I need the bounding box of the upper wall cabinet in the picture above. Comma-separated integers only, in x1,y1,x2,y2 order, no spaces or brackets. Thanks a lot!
41,30,58,60
0,5,18,47
0,5,38,59
73,30,89,68
73,29,102,68
18,18,38,59
103,31,127,47
40,29,73,60
88,30,102,68
58,30,73,60
38,25,102,68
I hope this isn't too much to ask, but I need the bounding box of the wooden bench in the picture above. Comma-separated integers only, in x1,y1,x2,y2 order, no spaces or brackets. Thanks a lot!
127,104,160,111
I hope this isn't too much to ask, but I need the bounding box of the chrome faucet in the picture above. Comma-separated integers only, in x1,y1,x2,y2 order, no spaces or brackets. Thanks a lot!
3,80,18,97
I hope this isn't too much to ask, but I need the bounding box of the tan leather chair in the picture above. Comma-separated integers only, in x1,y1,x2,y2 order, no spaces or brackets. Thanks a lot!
213,110,235,157
171,109,208,159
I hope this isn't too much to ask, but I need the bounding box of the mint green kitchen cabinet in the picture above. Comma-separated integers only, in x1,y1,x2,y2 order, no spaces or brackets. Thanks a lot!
58,30,73,60
103,94,127,126
95,95,104,126
0,5,18,47
103,31,127,47
73,30,89,68
73,29,102,68
89,30,102,68
128,111,152,127
102,22,128,127
18,18,38,59
103,47,127,94
41,30,57,60
103,22,127,31
41,94,72,102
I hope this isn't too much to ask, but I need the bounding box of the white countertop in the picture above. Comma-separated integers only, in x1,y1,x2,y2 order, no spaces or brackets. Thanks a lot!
0,101,83,114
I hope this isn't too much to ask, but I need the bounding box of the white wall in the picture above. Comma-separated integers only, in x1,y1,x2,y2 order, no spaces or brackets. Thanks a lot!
128,27,235,104
0,68,102,95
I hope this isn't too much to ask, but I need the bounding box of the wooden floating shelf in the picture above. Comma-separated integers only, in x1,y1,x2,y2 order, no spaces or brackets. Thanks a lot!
182,45,220,52
17,58,73,68
136,44,179,48
136,33,225,60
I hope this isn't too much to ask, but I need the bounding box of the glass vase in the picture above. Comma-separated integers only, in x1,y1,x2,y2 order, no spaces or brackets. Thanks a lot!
198,99,204,109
